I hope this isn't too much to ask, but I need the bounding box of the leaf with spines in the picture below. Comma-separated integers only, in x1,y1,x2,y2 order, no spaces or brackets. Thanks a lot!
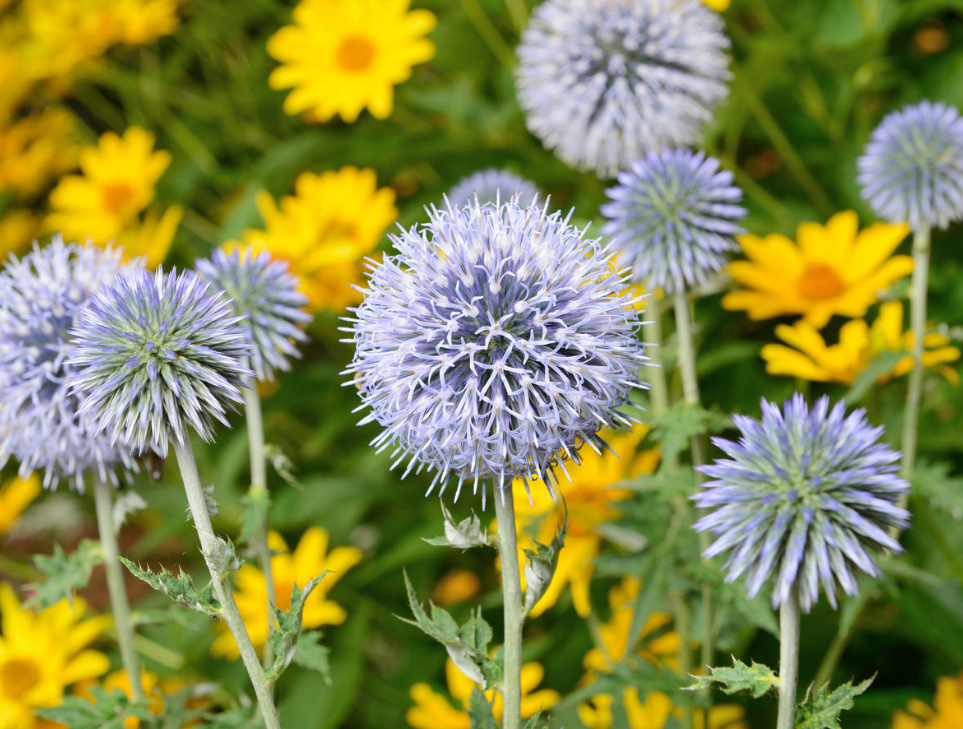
293,630,332,684
795,677,874,729
27,540,103,609
238,487,271,544
266,573,327,680
119,557,220,616
468,687,497,729
686,657,779,698
523,520,566,615
424,502,489,549
35,687,152,729
649,402,729,466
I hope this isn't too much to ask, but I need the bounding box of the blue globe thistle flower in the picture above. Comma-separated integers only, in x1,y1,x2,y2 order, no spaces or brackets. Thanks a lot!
515,0,731,177
0,237,140,491
447,169,540,208
858,100,963,230
195,247,311,383
67,267,253,458
344,197,648,503
601,148,746,293
693,394,909,612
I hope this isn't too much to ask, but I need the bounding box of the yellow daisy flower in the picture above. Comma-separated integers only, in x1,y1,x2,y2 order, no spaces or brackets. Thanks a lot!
723,211,913,328
114,205,183,269
0,585,110,729
0,475,41,537
232,167,397,312
762,301,961,385
406,658,559,729
45,126,171,244
210,526,362,659
891,672,963,728
506,426,659,618
0,107,79,199
430,569,482,607
0,208,42,260
267,0,436,123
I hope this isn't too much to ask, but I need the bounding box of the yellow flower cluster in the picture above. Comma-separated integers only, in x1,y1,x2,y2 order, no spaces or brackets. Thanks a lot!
891,672,963,729
0,107,78,199
724,211,960,386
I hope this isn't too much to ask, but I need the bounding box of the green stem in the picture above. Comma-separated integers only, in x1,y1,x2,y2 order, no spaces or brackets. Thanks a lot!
670,590,695,729
812,593,866,690
503,0,528,30
173,438,281,729
646,299,670,419
672,288,713,677
92,478,145,703
777,591,801,729
494,485,523,729
458,0,516,68
900,225,931,488
243,375,276,671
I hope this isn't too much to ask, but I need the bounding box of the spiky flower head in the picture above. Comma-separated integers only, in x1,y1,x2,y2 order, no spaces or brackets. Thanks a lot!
693,394,909,612
515,0,731,177
858,100,963,231
67,267,253,457
602,148,746,293
195,247,311,382
345,197,648,503
447,169,540,208
0,237,139,491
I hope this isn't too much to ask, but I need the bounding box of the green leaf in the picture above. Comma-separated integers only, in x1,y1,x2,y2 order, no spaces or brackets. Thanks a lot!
844,350,905,404
401,570,462,645
293,630,332,684
686,657,779,698
119,557,220,616
266,573,328,680
424,502,490,549
795,676,875,729
35,688,153,729
523,520,566,615
912,460,963,520
238,487,271,544
265,443,299,484
523,710,543,729
201,708,264,729
468,687,497,729
26,540,103,609
648,402,730,465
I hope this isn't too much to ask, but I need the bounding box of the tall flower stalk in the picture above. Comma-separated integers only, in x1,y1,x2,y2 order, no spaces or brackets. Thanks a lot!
494,489,524,729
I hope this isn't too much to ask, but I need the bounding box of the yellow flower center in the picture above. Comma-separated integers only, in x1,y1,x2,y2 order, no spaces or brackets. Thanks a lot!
102,183,135,215
1,657,41,698
796,264,845,301
335,35,376,72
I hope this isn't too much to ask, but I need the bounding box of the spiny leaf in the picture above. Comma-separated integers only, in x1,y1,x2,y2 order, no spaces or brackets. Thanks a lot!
119,557,220,616
26,540,103,609
685,657,779,698
468,687,497,729
400,569,461,645
424,502,489,549
266,572,328,680
912,460,963,520
795,676,875,729
523,519,566,615
35,687,153,729
293,631,332,684
523,710,543,729
648,401,729,465
238,487,271,544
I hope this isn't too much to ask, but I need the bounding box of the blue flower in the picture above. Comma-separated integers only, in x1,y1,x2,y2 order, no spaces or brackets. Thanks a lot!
601,148,745,293
67,267,253,457
693,394,909,612
195,247,310,382
0,238,139,491
344,197,648,503
515,0,731,177
447,169,540,208
858,100,963,230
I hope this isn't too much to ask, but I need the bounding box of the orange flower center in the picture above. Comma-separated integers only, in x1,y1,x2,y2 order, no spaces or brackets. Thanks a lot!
101,183,135,215
335,36,376,72
1,657,41,698
796,264,845,301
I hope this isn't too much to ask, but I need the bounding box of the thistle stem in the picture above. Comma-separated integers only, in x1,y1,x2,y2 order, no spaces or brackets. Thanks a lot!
900,224,931,487
646,299,670,419
672,288,713,677
494,485,524,729
173,438,281,729
92,477,145,703
243,374,276,670
777,591,801,729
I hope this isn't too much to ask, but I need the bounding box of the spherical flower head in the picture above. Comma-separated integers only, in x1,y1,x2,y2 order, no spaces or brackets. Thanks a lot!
693,394,910,612
67,267,253,457
345,197,648,502
447,170,540,208
0,237,139,491
195,246,311,382
515,0,731,177
858,100,963,231
602,148,746,293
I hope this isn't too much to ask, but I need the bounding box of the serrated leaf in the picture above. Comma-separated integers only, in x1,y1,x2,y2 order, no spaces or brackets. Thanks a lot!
468,687,498,729
425,502,489,549
913,460,963,520
401,570,462,645
238,487,271,544
35,687,153,729
523,710,543,729
293,631,332,684
266,572,327,680
119,557,220,616
844,350,905,404
686,657,779,698
523,519,566,615
201,707,264,729
111,490,147,533
795,676,875,729
648,402,725,465
265,443,298,484
26,540,103,609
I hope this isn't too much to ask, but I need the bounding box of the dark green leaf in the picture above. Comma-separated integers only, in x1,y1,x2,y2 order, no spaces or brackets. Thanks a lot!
912,460,963,520
119,557,220,616
238,487,271,544
795,676,874,729
35,688,153,729
27,540,103,609
293,630,332,684
468,687,498,729
686,657,779,698
266,572,328,680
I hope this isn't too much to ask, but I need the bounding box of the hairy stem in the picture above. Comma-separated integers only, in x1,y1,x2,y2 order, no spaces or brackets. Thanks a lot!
173,438,281,729
646,299,670,419
92,477,145,702
777,591,801,729
900,225,931,488
494,486,523,729
243,375,276,670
